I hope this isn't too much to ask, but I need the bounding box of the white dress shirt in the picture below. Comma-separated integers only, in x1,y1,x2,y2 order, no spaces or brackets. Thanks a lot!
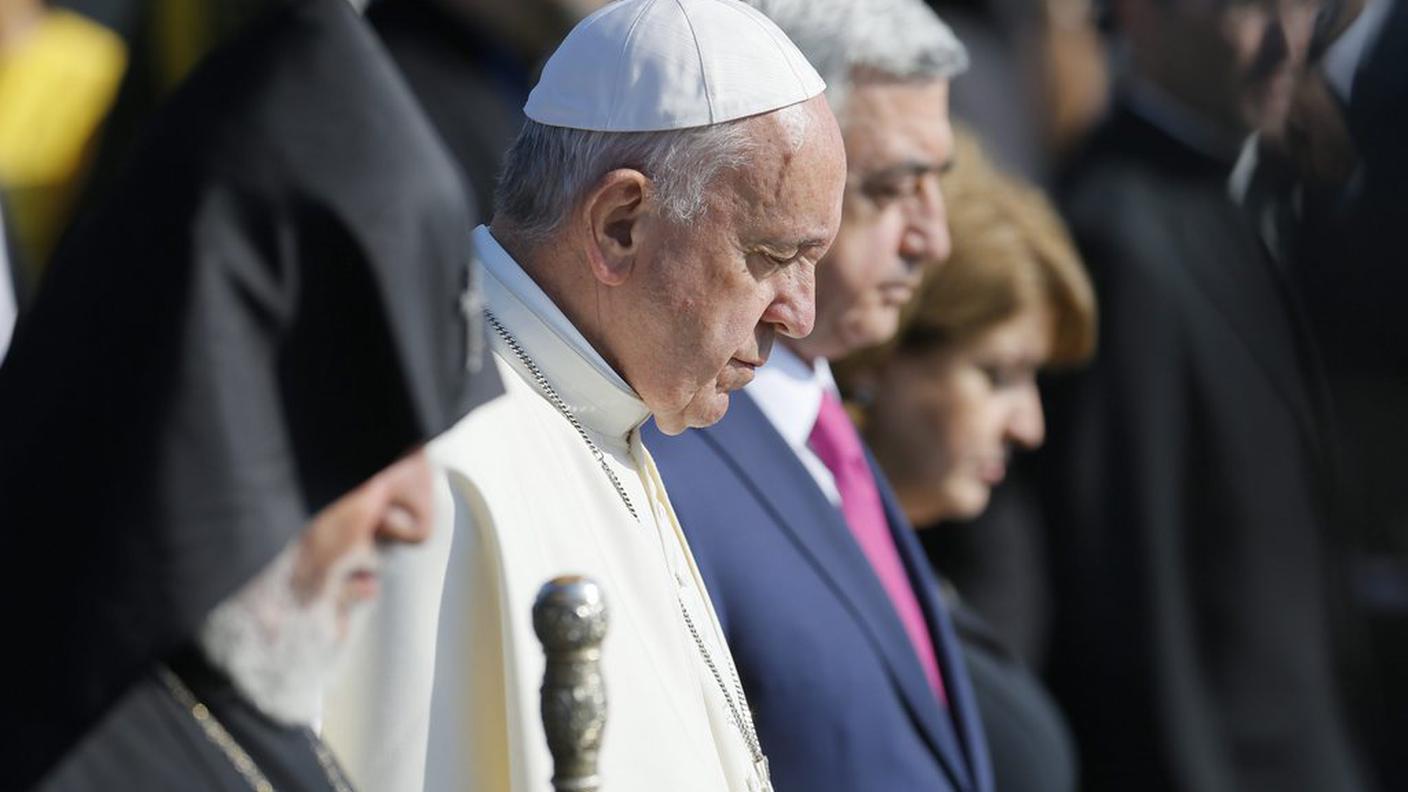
746,343,842,507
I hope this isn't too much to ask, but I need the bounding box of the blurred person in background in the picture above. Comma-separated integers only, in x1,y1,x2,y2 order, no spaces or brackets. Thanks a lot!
1036,0,1376,785
0,0,499,786
835,131,1095,792
1236,0,1408,784
0,0,277,300
646,2,996,791
925,0,1109,186
367,0,609,216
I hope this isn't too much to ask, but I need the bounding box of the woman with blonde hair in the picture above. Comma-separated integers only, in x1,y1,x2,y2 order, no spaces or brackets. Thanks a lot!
836,131,1096,792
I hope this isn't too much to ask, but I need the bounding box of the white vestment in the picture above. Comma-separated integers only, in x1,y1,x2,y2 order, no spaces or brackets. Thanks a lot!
325,226,769,792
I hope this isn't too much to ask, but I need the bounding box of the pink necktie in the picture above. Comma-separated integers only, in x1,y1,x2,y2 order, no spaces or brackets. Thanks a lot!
809,389,947,704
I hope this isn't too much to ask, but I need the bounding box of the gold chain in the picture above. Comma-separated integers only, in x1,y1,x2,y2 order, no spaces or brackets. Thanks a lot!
157,665,355,792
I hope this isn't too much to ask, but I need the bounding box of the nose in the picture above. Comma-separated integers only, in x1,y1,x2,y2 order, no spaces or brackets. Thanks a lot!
899,175,952,266
373,449,435,546
764,266,816,339
1006,384,1046,450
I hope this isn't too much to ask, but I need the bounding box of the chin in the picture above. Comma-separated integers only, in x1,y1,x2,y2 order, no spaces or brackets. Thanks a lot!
945,484,992,523
685,393,732,431
842,312,902,356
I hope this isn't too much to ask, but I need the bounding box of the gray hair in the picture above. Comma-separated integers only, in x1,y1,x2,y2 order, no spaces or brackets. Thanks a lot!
493,117,758,242
742,0,968,113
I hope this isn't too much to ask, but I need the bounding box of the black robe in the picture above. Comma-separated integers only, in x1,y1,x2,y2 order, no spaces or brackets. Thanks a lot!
1038,100,1369,792
39,648,345,792
0,0,497,786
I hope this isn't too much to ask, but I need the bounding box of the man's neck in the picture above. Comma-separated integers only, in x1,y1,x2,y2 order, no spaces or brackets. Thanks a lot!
487,222,631,383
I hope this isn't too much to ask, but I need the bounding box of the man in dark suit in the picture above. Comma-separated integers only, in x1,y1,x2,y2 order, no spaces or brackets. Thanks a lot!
1244,0,1408,783
645,1,993,790
1036,0,1373,787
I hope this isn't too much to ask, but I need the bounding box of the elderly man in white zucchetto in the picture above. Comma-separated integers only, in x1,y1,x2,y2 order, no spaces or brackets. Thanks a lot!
323,2,847,791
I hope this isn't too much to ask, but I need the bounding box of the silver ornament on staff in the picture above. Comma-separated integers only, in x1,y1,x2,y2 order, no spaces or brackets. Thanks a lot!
533,575,609,792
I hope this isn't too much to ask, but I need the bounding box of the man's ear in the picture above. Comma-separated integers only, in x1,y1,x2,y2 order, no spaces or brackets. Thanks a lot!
581,169,649,286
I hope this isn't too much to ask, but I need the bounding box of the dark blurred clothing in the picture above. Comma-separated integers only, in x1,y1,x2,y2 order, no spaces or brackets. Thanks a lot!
943,9,1050,185
1271,2,1408,783
1341,0,1408,205
920,465,1054,667
369,0,534,217
1040,98,1370,792
949,593,1078,792
39,647,346,792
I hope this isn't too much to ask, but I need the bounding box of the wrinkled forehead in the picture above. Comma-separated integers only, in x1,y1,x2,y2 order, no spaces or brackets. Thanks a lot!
722,100,847,240
839,78,953,174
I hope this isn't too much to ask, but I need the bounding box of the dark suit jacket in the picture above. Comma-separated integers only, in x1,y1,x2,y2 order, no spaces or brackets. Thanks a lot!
1040,101,1369,792
645,392,993,792
1294,6,1408,783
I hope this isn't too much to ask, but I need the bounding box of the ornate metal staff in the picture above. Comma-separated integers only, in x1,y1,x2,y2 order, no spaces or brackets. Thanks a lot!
533,576,608,792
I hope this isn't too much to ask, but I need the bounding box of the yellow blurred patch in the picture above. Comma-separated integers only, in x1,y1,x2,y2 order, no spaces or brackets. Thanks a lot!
0,9,127,187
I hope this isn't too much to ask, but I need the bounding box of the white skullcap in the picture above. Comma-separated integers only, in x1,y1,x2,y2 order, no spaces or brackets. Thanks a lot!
524,0,826,133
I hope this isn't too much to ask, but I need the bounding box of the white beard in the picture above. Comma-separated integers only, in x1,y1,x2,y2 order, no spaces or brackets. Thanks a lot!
197,541,376,727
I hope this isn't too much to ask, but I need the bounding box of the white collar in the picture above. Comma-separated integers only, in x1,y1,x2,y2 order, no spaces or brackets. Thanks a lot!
1228,133,1261,205
746,343,842,506
473,225,649,441
1323,0,1394,104
746,342,837,449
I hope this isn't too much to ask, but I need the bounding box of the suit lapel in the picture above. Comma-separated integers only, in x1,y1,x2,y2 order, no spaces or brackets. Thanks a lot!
872,454,992,792
1177,203,1329,466
1111,105,1328,467
700,392,975,790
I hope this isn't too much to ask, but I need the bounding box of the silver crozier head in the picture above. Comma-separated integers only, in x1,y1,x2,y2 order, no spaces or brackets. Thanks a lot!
533,575,608,792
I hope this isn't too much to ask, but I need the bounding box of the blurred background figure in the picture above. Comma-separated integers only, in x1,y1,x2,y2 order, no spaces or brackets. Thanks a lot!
1238,0,1408,784
1033,0,1377,786
0,0,607,315
923,0,1109,186
367,0,608,216
0,0,277,299
836,130,1096,792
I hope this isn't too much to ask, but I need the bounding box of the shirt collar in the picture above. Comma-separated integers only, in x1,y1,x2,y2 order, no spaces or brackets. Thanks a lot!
473,225,649,441
746,342,837,448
